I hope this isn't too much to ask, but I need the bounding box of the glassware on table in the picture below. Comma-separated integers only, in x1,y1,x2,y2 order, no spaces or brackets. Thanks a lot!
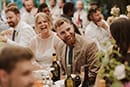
33,69,53,87
33,70,44,87
32,66,54,87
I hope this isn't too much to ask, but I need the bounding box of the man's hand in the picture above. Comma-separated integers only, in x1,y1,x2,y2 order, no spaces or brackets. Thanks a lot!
0,35,7,43
96,21,108,30
0,28,13,36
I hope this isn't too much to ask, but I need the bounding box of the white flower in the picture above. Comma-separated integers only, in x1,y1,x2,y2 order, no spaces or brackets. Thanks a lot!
114,64,126,80
127,5,130,12
110,7,120,16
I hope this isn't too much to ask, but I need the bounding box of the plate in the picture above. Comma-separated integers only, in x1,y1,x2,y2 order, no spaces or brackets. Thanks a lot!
55,80,64,87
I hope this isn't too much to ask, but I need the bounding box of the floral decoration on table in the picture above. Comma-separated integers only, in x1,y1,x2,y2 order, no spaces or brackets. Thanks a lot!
97,39,130,87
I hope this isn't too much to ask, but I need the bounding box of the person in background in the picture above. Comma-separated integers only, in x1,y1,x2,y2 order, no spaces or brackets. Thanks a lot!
28,13,62,69
39,0,46,4
21,0,35,28
0,45,35,87
49,0,61,20
37,3,51,17
87,1,98,11
0,3,16,32
20,0,37,16
73,0,88,30
85,7,110,52
110,18,130,66
61,2,81,35
0,2,18,23
57,0,65,15
54,17,100,86
0,6,36,46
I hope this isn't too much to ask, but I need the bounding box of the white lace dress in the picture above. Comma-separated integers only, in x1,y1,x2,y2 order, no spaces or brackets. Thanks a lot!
29,31,61,69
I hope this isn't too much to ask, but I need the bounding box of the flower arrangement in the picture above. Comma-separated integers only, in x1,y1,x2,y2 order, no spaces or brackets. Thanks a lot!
97,39,130,87
127,5,130,12
110,6,120,17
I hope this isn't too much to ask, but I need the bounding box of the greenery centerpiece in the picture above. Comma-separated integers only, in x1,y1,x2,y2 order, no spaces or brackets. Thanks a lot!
97,39,130,87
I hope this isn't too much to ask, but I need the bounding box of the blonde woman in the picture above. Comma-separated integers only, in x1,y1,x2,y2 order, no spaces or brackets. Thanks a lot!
28,13,62,69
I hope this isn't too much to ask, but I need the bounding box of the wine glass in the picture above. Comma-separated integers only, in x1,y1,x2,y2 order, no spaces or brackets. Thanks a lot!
32,60,53,86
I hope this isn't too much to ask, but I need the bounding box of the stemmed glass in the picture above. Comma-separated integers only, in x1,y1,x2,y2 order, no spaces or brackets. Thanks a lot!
42,67,54,86
32,60,53,86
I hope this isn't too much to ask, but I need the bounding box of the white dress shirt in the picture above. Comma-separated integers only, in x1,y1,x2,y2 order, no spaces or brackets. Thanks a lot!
49,5,61,20
73,10,89,29
21,11,35,28
7,21,36,46
85,20,111,52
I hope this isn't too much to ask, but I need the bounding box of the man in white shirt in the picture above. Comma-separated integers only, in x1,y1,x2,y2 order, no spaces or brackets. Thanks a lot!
57,0,65,15
20,0,37,16
49,0,61,20
21,0,35,28
0,6,36,47
73,0,89,29
85,7,111,52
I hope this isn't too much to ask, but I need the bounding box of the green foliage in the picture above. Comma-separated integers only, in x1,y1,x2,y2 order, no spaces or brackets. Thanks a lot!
97,39,130,86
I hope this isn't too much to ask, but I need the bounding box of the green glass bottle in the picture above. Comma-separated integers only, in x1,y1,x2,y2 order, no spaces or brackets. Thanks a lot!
65,65,75,87
51,53,60,82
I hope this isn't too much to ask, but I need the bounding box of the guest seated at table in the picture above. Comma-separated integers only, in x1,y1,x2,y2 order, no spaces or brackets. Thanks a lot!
0,45,35,87
54,17,100,86
28,13,62,69
0,5,36,47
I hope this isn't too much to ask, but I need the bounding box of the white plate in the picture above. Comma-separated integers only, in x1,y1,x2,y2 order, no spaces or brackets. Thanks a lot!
55,80,64,87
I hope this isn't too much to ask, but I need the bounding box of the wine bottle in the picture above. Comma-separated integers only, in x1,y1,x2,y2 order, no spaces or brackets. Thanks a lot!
65,65,75,87
50,53,60,82
81,66,89,87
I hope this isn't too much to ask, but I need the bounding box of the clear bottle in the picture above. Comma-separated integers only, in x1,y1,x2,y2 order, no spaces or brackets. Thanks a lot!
64,65,75,87
50,53,60,82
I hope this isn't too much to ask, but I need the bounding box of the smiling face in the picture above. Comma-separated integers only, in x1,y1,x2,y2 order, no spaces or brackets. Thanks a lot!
56,22,75,45
6,11,20,28
35,13,52,34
